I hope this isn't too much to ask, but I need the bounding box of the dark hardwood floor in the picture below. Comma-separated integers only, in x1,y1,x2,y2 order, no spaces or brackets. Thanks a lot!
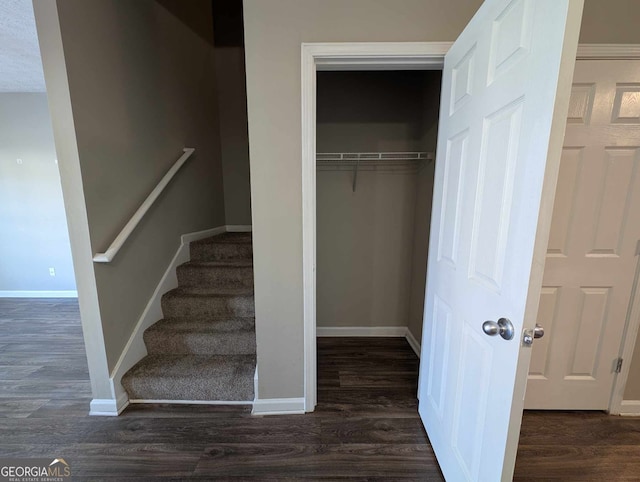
1,298,640,480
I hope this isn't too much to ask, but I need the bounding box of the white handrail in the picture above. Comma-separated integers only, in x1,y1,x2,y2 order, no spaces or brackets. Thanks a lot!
93,147,195,263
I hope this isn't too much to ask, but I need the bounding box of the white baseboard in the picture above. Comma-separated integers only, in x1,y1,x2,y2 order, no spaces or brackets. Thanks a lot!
317,326,408,337
254,365,259,401
619,400,640,416
108,224,245,414
181,225,227,244
225,225,252,232
0,290,78,298
405,329,421,358
252,397,305,416
89,393,129,416
129,399,252,405
180,225,251,244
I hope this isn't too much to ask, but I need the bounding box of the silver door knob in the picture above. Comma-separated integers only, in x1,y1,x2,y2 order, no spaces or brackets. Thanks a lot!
534,324,544,339
523,324,545,346
482,318,515,340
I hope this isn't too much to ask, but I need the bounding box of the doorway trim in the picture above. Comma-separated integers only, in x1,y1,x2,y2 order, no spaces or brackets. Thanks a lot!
301,42,450,412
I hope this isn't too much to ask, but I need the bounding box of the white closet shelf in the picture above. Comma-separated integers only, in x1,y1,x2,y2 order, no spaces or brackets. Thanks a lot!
316,152,435,191
317,151,433,172
317,151,434,162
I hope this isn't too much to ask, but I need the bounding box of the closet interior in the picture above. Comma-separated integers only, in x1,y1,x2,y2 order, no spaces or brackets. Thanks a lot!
316,70,443,347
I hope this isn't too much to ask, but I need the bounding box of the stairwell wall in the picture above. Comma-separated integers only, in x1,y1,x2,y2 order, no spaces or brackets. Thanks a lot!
215,47,253,226
35,0,226,384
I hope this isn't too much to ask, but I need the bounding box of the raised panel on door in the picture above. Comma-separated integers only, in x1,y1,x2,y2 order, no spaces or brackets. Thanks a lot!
468,99,524,291
586,148,638,257
567,83,595,124
546,148,583,257
565,287,611,380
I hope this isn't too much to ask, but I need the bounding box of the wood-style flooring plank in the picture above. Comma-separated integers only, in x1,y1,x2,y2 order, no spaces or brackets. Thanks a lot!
0,443,203,478
519,411,640,445
82,415,327,445
0,365,44,380
194,443,442,479
26,365,90,380
0,418,97,444
321,416,428,444
514,445,640,481
0,380,91,398
0,398,49,418
28,398,91,418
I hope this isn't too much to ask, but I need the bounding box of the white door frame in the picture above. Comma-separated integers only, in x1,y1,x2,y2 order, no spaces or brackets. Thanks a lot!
301,42,640,414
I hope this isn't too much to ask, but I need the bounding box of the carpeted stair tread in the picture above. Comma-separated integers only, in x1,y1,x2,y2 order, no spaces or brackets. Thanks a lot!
144,318,256,355
148,316,256,331
164,286,254,297
180,259,253,268
162,288,255,318
192,232,252,245
190,232,253,262
176,261,254,289
122,354,255,401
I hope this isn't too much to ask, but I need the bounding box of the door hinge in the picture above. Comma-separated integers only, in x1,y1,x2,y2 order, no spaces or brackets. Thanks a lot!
615,357,624,373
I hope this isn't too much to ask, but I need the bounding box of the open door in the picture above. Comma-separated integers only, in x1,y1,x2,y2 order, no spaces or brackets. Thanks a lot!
418,0,584,480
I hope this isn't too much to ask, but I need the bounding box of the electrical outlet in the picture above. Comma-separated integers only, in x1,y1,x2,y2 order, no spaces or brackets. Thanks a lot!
49,267,56,277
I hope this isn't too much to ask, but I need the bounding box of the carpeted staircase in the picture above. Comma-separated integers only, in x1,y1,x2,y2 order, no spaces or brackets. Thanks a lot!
121,232,256,402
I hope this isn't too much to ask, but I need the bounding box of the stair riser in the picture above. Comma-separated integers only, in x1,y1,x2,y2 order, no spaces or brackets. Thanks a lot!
162,296,255,318
123,381,254,402
177,266,254,289
190,243,253,262
144,330,256,356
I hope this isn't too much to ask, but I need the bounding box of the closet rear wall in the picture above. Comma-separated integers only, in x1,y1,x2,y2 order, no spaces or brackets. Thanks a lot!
316,71,440,330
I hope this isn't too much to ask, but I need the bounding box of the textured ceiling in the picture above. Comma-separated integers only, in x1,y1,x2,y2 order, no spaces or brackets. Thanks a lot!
0,0,45,92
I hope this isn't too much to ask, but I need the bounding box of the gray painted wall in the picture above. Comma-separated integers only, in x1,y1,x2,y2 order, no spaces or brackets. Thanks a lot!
243,0,640,401
35,0,227,398
317,170,419,329
216,47,252,225
317,71,434,153
0,93,75,292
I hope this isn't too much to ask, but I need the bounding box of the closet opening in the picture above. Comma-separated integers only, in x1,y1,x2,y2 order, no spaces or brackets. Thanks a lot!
315,69,442,409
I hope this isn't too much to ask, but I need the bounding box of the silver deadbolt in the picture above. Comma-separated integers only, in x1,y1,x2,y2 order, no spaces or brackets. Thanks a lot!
522,324,545,346
482,318,515,341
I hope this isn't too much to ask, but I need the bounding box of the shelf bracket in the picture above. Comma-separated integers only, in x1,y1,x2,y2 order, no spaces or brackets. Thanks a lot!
352,157,360,192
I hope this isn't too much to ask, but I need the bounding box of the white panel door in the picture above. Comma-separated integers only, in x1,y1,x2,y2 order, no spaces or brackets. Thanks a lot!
418,0,583,480
526,60,640,409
